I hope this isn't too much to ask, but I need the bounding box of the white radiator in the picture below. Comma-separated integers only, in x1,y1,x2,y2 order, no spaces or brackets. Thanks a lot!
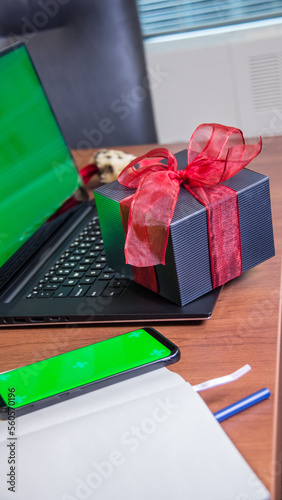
144,19,282,142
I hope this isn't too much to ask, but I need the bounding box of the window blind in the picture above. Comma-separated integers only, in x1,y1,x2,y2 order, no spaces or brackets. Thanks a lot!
136,0,282,38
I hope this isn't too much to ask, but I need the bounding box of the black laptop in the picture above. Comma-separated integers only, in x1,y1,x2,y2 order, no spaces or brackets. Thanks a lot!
0,43,221,327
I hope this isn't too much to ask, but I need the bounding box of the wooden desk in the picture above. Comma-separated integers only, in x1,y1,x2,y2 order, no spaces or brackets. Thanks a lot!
1,137,282,498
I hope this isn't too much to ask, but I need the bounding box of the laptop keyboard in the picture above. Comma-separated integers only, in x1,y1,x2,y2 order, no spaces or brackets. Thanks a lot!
26,216,130,299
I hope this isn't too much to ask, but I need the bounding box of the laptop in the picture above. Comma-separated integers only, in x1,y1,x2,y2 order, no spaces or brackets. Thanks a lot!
0,43,221,327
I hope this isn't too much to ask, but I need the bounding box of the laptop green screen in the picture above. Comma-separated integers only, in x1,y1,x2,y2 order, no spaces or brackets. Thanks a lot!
0,45,82,268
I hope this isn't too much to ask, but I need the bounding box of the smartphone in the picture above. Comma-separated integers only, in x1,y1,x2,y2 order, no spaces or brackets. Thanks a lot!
0,327,180,418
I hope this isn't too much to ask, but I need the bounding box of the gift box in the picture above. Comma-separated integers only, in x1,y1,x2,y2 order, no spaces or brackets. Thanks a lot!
94,124,275,306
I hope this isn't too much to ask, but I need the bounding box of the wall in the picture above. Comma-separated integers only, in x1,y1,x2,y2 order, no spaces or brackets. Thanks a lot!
143,19,282,142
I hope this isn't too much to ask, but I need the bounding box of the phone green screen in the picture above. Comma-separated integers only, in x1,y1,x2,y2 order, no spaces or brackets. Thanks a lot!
0,329,175,409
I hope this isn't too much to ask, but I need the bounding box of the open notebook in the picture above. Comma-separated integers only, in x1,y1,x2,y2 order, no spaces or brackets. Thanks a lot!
0,368,269,499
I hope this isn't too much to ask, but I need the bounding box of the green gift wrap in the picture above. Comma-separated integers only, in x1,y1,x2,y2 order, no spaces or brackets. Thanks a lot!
94,148,274,306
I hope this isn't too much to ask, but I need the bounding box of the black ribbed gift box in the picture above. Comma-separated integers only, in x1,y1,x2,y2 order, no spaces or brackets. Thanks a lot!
94,150,275,306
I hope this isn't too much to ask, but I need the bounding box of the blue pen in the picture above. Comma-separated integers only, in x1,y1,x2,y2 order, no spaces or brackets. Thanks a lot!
214,387,271,423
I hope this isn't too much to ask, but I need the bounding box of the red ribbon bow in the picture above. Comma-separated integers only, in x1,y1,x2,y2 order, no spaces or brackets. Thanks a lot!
118,123,262,291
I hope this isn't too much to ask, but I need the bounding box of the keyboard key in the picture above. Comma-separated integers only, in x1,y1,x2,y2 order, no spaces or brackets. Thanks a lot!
26,292,38,298
50,276,65,283
58,269,71,275
110,278,130,287
62,278,79,286
61,262,76,269
102,287,124,297
37,290,54,298
61,252,71,259
68,271,85,279
98,273,114,280
69,285,90,297
50,264,60,271
69,255,82,262
96,256,107,263
85,269,101,277
44,283,60,290
85,251,99,258
80,258,94,264
74,264,90,271
80,277,96,285
33,284,44,291
39,277,49,283
104,266,115,273
44,271,55,278
54,259,63,266
78,242,92,248
53,287,71,298
91,262,106,270
84,237,97,242
73,248,87,255
85,281,108,297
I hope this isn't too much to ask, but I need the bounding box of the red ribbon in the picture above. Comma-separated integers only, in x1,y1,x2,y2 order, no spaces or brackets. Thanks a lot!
118,123,262,290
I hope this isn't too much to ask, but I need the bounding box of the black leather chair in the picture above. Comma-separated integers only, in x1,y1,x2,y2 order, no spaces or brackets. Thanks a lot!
0,0,158,149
